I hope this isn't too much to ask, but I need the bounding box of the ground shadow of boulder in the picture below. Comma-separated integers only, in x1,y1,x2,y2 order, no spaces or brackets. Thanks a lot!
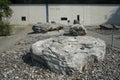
28,31,46,35
22,52,48,69
22,52,33,66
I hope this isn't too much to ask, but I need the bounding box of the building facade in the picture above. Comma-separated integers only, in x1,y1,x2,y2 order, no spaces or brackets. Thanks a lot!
10,4,120,25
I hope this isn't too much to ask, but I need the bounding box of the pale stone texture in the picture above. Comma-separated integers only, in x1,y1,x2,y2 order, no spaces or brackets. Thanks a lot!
30,36,106,74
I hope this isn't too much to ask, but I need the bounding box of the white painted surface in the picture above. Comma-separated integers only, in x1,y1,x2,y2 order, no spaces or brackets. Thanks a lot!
10,4,120,25
49,4,120,25
10,5,46,25
49,5,84,25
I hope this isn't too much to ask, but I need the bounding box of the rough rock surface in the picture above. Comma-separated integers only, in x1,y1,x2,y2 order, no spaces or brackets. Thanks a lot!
31,36,106,74
32,23,64,33
69,24,87,36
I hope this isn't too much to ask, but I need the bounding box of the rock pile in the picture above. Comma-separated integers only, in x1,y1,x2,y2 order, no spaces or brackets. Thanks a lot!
30,36,106,75
32,23,64,33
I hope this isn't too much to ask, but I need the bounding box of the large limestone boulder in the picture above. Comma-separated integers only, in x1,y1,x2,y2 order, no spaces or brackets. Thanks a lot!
32,23,64,33
30,36,106,75
69,24,87,36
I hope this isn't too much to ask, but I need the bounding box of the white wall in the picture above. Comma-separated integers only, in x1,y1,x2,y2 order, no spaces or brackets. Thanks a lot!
87,5,120,25
10,4,46,25
49,4,120,25
49,5,84,25
10,4,120,25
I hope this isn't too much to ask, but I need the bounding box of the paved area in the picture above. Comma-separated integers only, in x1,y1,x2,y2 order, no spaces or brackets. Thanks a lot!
0,26,32,53
87,30,120,49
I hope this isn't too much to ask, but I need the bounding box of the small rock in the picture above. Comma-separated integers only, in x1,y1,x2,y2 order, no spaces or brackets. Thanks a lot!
14,76,19,79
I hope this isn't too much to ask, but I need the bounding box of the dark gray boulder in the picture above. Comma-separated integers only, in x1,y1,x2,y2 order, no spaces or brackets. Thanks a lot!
32,23,49,33
32,23,64,33
69,24,87,36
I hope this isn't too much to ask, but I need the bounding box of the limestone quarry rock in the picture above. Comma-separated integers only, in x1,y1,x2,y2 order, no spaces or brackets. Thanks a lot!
32,23,64,33
69,24,87,36
30,36,106,75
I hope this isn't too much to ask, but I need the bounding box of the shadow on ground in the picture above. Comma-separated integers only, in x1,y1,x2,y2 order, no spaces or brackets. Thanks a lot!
22,52,49,69
28,32,40,35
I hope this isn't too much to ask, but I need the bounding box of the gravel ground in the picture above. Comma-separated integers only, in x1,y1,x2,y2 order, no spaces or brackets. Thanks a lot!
0,32,120,80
